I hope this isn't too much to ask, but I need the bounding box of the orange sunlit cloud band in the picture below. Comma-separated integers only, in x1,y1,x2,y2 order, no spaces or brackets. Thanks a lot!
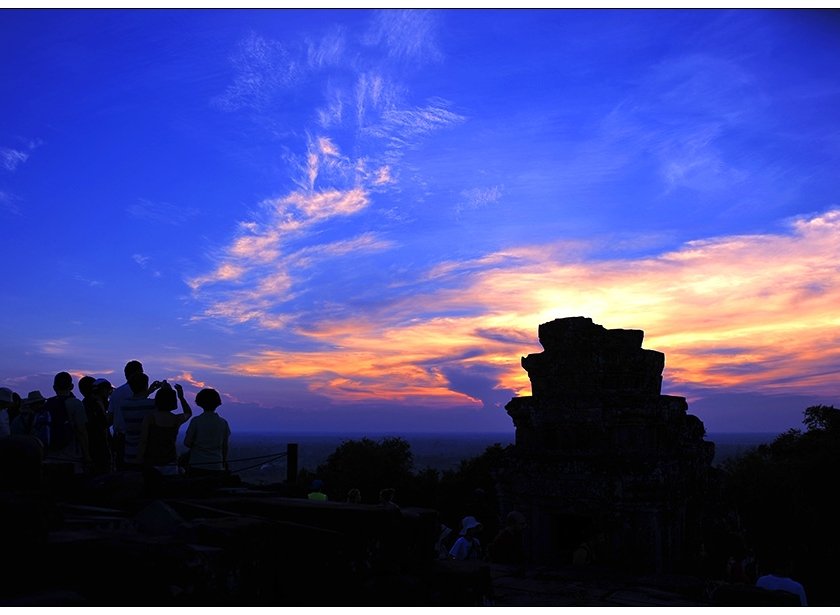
225,209,840,406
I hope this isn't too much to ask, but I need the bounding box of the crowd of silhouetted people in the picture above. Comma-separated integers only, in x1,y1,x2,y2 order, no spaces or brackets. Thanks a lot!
0,362,813,606
0,360,230,484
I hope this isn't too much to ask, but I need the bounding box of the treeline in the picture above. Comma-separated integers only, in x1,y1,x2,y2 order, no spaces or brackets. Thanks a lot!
298,436,508,538
298,404,840,606
720,404,840,606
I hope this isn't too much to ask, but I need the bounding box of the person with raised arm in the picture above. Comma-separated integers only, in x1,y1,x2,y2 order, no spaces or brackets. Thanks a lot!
139,382,192,475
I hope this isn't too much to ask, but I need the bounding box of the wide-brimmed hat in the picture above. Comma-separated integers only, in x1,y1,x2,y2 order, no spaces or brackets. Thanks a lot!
22,390,47,406
460,515,483,536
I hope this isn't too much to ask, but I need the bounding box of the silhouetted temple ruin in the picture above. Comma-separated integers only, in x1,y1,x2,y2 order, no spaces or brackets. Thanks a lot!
495,316,716,572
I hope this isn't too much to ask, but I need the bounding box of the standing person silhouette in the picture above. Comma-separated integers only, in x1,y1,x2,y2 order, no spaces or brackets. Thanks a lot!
44,372,90,473
139,382,192,475
12,390,50,446
183,388,230,478
84,378,114,475
119,373,163,470
489,511,528,568
110,360,144,470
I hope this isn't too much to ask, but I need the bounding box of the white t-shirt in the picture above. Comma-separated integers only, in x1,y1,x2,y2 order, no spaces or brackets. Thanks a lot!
184,412,230,471
449,536,482,560
109,382,133,434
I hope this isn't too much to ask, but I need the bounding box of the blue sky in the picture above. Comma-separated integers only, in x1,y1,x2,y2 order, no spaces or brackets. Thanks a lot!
2,8,840,435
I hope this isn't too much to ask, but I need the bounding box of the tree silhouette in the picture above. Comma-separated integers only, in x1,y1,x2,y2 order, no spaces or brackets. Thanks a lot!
720,404,840,605
314,436,414,503
802,404,840,433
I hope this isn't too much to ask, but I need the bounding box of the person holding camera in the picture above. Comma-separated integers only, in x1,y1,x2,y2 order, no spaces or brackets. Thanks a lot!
139,382,192,475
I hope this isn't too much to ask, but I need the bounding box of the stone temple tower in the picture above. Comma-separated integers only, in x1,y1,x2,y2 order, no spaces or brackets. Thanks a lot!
494,316,715,572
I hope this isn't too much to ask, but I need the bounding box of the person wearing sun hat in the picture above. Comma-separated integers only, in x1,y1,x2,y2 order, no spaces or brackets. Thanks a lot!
449,515,485,561
12,390,51,448
447,514,496,605
0,390,45,489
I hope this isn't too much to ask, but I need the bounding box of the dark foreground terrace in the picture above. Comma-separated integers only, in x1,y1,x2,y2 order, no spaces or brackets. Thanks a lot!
0,470,796,607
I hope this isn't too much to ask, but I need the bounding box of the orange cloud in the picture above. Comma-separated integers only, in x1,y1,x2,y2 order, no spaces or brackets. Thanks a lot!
228,208,840,405
318,136,339,157
229,231,280,263
374,165,393,185
278,188,369,220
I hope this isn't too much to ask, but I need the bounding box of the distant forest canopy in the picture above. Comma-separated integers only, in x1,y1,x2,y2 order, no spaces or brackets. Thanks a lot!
719,405,840,605
300,405,840,605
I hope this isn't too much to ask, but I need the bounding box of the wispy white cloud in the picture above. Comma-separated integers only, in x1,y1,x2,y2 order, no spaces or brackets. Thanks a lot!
287,232,394,268
193,12,469,345
37,338,73,356
133,253,161,278
546,53,758,198
306,27,346,69
73,273,104,287
376,100,466,141
363,9,443,64
361,97,466,170
353,71,399,129
215,14,462,195
457,185,503,215
275,187,369,223
640,54,757,194
0,139,42,172
190,227,393,330
213,31,300,112
127,198,197,225
191,8,471,320
0,191,20,215
659,124,748,193
1,148,28,172
647,53,754,120
188,133,400,329
317,88,345,128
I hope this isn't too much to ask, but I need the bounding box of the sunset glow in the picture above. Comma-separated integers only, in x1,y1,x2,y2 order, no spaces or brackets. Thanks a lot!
2,8,839,433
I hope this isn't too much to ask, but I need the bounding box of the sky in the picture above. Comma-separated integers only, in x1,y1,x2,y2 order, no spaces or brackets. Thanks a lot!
2,8,840,436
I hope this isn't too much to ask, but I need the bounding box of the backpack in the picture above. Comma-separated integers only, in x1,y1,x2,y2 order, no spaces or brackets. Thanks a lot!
44,395,74,451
